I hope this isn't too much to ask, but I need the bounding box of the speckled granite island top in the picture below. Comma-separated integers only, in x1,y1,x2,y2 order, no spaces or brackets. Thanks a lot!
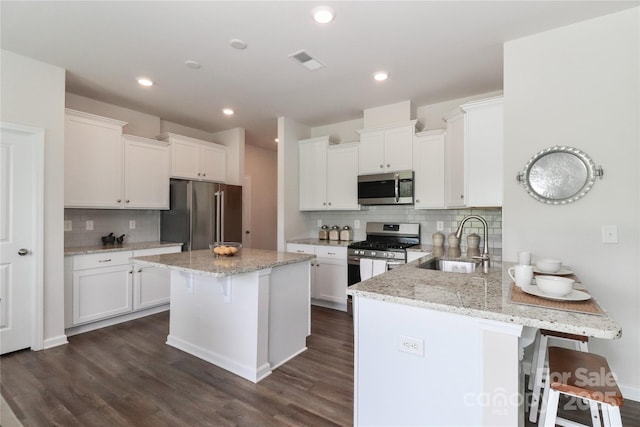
64,241,183,256
347,257,621,339
287,238,351,247
132,248,315,277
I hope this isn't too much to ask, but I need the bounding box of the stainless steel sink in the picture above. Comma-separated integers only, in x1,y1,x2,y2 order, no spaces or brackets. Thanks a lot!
418,258,480,274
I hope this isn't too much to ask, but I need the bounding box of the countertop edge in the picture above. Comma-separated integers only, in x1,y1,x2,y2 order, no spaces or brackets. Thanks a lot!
64,241,183,256
347,289,621,339
133,252,315,278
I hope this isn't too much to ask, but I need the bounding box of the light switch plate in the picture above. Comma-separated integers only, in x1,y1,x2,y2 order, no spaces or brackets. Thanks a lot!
129,220,136,230
436,221,444,231
85,220,93,231
317,219,322,227
354,220,360,229
64,220,72,231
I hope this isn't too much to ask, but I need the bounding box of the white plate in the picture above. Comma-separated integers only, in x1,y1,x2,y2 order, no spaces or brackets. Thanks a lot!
520,285,591,301
533,267,573,275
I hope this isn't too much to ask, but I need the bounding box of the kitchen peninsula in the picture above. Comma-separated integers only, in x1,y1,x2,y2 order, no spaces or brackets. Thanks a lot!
347,256,621,426
132,248,314,383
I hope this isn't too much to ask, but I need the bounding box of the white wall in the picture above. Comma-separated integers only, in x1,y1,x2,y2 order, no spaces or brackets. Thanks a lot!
212,127,245,186
1,50,66,347
310,117,363,143
504,8,639,398
277,117,310,250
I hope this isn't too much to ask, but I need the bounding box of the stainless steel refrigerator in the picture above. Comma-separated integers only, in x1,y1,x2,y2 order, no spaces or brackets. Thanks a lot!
160,179,243,251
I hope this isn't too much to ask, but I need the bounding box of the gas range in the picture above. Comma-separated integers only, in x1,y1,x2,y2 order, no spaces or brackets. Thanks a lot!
347,222,420,261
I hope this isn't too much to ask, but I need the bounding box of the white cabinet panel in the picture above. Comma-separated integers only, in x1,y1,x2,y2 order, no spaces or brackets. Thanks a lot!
413,130,446,209
67,245,182,327
73,264,133,325
161,133,227,182
132,246,181,310
357,121,418,174
64,109,127,208
299,137,359,211
287,243,347,310
443,96,503,208
123,135,170,209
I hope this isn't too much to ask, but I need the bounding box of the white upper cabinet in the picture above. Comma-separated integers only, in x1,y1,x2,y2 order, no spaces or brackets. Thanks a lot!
357,121,418,174
159,132,227,183
65,109,127,208
413,129,446,209
65,110,170,209
122,135,170,209
299,137,359,211
64,109,127,208
443,96,503,207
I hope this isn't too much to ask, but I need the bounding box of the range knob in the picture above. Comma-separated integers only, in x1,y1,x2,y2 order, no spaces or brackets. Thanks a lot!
371,251,376,257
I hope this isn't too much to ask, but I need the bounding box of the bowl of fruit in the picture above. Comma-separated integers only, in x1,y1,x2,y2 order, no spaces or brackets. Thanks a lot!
210,242,242,257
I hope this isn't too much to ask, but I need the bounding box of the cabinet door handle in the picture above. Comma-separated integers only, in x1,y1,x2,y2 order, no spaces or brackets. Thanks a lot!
379,164,383,168
117,199,121,203
98,259,112,263
416,199,420,203
197,173,201,176
327,202,332,206
126,200,130,203
202,173,206,177
387,164,390,168
129,270,133,275
328,252,336,255
138,269,143,273
460,194,464,199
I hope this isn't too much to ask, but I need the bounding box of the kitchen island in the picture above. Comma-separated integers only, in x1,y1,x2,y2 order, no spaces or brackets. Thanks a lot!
347,254,621,427
132,248,315,383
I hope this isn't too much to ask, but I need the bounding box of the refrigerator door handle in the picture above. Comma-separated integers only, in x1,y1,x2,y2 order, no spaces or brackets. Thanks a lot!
215,190,221,243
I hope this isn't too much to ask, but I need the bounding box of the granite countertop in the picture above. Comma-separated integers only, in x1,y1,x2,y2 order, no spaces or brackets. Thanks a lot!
287,238,352,247
347,257,621,339
132,248,315,278
64,241,183,256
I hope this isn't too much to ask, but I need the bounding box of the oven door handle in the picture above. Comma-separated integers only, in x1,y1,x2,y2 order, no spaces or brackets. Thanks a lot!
394,173,400,203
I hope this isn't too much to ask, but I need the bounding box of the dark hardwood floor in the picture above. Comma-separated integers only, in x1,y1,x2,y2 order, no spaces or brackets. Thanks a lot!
2,306,638,426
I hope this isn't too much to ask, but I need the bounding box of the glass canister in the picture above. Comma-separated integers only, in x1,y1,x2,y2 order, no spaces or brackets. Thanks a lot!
329,225,340,241
340,226,353,241
319,225,329,240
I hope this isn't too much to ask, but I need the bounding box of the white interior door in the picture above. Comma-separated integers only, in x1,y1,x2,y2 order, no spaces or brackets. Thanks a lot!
0,123,43,354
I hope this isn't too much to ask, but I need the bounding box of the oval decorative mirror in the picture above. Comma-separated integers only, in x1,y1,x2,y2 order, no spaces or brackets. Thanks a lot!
517,146,603,205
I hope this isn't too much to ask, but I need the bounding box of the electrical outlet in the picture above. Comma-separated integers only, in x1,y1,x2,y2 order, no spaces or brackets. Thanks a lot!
602,225,618,244
317,219,322,227
398,335,424,357
129,220,136,230
64,220,72,232
85,220,94,231
354,220,360,229
436,221,444,231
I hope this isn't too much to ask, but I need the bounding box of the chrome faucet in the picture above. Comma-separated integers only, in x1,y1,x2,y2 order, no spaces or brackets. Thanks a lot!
455,215,490,273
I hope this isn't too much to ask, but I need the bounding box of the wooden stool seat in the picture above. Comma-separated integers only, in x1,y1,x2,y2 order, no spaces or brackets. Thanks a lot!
528,329,591,423
540,346,624,427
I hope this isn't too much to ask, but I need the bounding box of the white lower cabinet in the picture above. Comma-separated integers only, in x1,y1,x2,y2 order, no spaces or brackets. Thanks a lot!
65,245,181,329
286,243,348,311
73,263,133,325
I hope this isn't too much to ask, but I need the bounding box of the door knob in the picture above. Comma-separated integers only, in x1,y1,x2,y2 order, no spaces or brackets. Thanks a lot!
245,230,250,234
18,248,29,256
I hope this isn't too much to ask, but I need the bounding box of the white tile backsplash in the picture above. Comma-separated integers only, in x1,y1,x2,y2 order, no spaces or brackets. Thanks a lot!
305,206,503,261
64,209,161,247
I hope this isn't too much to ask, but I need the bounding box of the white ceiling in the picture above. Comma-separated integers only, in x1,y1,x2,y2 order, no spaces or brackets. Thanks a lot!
2,1,637,150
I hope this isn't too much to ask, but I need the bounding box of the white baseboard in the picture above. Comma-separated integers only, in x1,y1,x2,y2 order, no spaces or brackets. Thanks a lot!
65,304,169,337
43,334,68,349
619,383,640,402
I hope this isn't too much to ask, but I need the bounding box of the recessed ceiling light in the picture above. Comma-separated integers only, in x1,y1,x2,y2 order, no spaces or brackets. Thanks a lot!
222,108,234,116
184,60,202,69
137,77,154,87
373,71,389,82
312,6,335,24
229,39,248,50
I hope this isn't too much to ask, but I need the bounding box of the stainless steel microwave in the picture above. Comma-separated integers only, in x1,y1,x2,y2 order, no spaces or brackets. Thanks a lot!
357,170,414,205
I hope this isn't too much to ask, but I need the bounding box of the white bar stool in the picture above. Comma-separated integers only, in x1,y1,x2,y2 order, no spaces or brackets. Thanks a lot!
539,346,623,427
528,329,590,423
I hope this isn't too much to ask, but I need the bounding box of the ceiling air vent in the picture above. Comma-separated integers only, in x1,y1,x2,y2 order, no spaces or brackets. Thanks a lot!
288,49,325,71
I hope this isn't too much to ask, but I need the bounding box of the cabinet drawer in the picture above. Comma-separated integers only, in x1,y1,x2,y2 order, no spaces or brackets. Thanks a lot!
287,244,315,255
315,246,347,260
73,251,132,270
133,245,181,257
